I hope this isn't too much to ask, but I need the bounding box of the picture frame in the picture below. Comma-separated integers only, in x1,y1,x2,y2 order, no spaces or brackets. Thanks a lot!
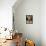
26,15,33,24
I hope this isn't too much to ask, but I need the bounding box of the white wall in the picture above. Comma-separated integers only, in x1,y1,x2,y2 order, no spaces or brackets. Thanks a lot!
0,0,16,29
13,0,41,46
41,0,46,46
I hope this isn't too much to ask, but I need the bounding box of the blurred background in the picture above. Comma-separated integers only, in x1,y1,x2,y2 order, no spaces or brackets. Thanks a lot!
0,0,46,46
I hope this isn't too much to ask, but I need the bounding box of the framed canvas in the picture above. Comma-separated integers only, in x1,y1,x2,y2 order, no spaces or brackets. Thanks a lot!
26,15,33,24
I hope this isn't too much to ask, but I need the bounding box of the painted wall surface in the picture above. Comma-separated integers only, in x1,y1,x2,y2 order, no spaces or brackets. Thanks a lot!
41,0,46,46
13,0,41,46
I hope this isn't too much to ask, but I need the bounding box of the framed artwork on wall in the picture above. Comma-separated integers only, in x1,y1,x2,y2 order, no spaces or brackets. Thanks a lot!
26,15,33,24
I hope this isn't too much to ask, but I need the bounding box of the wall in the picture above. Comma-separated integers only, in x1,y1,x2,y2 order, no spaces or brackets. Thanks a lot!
0,0,16,30
41,0,46,46
13,0,41,46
